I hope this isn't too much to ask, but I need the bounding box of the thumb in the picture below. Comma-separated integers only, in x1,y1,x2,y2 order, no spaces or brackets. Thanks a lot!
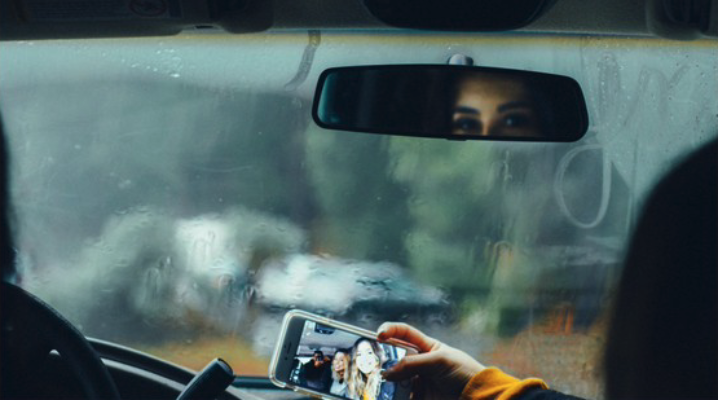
377,322,437,353
382,351,446,382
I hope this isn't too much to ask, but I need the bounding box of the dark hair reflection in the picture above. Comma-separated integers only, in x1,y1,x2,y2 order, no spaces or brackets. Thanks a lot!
449,72,555,138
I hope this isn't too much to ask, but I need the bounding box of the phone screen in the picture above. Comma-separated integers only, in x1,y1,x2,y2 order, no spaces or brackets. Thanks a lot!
288,320,409,400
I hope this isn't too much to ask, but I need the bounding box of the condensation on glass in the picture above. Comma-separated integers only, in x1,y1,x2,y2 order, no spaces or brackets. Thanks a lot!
0,34,716,397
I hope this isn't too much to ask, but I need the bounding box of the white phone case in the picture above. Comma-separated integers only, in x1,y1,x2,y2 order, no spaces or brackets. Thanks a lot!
268,309,411,400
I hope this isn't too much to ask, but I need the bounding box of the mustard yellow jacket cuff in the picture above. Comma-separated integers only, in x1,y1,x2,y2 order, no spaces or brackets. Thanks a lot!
460,367,548,400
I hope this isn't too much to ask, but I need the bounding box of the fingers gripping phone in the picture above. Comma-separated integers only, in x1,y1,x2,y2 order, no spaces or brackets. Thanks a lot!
270,310,414,400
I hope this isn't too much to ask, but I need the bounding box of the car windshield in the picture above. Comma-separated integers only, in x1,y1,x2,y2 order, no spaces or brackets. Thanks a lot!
1,32,716,398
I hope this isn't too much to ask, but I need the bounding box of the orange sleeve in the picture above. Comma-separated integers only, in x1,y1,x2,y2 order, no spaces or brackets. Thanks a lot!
459,367,548,400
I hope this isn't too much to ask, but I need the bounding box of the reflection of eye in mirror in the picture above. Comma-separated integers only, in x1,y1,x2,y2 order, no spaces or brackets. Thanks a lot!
450,74,545,138
452,114,482,135
313,65,588,142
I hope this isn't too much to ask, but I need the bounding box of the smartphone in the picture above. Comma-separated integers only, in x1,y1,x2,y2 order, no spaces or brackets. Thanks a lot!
269,310,415,400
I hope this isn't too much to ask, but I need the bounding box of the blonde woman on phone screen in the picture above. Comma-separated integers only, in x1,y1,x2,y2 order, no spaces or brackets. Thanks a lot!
349,338,396,400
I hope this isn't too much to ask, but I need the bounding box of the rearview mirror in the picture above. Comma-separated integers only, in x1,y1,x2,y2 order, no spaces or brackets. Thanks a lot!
313,65,589,142
314,324,335,335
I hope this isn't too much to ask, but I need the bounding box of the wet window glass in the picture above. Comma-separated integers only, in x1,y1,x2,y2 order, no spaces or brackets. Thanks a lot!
1,33,716,398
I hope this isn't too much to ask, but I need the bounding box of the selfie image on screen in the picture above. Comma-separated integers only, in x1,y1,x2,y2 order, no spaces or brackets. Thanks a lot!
289,321,407,400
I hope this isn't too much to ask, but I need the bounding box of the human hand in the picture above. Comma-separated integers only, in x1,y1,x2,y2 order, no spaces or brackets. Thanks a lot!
378,322,485,400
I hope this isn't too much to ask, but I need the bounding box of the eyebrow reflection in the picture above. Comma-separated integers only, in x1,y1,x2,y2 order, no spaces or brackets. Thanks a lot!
455,101,533,116
454,106,479,115
497,101,534,113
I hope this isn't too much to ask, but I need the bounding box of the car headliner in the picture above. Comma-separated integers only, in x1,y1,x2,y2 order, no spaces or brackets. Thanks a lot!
297,327,360,356
1,0,717,41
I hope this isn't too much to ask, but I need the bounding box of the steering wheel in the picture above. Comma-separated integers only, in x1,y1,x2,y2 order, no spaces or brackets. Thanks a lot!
1,282,121,400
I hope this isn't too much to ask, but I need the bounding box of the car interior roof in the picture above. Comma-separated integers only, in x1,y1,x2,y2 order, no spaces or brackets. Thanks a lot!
1,0,717,41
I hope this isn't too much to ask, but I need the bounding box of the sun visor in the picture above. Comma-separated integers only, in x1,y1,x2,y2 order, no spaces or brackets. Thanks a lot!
0,0,272,40
647,0,718,40
361,0,558,31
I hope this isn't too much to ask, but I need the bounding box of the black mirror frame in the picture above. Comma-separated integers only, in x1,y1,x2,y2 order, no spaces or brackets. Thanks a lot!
312,65,590,143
